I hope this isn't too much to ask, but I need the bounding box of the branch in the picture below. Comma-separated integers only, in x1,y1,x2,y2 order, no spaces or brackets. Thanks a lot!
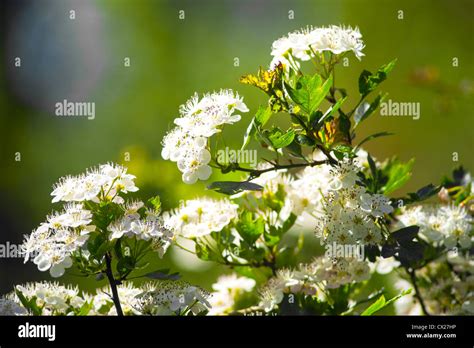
104,253,124,316
406,267,430,316
228,159,330,179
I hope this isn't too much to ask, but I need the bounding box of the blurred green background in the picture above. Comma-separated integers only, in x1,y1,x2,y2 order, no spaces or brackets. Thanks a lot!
1,0,473,299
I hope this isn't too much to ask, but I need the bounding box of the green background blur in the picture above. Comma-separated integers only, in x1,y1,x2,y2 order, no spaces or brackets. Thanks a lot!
1,0,473,301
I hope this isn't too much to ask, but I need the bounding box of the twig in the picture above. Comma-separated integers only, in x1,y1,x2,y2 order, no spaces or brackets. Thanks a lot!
407,267,430,316
228,159,330,179
104,252,124,316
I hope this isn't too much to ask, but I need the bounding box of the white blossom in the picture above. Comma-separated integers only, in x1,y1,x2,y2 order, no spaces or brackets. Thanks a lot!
163,198,238,238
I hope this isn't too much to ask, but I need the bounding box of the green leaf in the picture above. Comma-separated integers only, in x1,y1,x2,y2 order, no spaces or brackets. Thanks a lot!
361,289,411,316
116,256,135,275
381,158,415,194
266,128,295,149
241,118,257,150
295,134,315,146
241,106,273,150
358,59,397,97
316,96,347,127
207,181,263,195
236,212,264,244
15,289,42,315
255,105,273,126
367,153,377,180
76,301,94,316
411,184,441,201
332,144,355,161
195,242,221,262
354,93,387,126
286,74,332,115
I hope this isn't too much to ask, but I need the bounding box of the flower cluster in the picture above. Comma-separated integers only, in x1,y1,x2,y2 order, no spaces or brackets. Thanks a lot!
90,282,143,315
162,90,248,184
315,159,393,247
21,203,92,277
397,204,472,249
208,274,256,315
21,163,173,277
163,198,238,238
135,280,211,315
259,256,370,312
399,254,474,315
108,200,173,258
1,281,212,316
51,163,138,204
270,25,365,71
8,282,89,315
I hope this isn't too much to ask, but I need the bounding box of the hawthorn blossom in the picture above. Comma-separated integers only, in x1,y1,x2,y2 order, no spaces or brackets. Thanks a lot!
163,198,238,238
397,204,472,249
162,90,248,184
136,281,211,315
11,282,88,315
270,25,365,71
51,163,138,203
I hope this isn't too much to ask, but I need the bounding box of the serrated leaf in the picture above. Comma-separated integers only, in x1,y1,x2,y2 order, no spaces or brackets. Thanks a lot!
286,74,332,115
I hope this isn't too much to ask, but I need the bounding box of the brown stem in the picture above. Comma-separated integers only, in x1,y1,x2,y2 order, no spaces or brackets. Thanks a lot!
104,253,124,316
407,267,430,316
229,159,330,179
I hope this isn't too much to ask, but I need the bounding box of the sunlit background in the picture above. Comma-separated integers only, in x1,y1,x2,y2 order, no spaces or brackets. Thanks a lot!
1,0,473,311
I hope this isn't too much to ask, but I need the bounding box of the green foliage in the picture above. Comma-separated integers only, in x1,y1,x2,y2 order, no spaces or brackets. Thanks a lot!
357,156,414,194
15,289,42,315
381,158,415,194
358,59,397,97
265,127,295,149
235,211,264,244
354,93,387,127
285,74,333,116
361,289,412,316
